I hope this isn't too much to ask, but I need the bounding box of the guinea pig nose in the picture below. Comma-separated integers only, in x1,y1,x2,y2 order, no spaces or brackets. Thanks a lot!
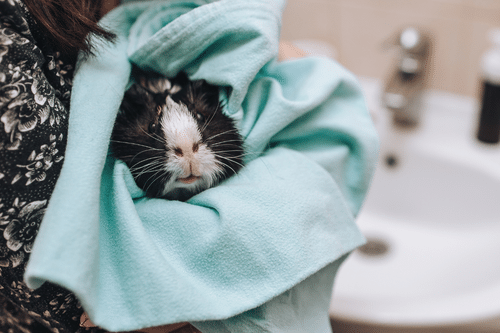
173,141,201,157
174,148,183,157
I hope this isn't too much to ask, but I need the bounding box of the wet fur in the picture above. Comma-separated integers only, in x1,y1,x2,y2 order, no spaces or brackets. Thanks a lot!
111,69,244,200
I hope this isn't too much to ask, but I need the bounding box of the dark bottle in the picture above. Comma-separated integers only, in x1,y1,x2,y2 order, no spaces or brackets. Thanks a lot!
477,29,500,144
477,82,500,143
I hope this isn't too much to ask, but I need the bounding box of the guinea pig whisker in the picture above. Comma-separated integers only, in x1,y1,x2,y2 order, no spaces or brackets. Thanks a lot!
138,126,166,144
215,149,255,156
215,153,251,162
137,128,165,145
142,166,163,185
213,154,245,169
206,128,239,139
128,157,163,170
213,152,245,163
211,149,246,154
204,128,240,142
128,155,164,167
139,170,163,187
216,150,257,158
121,149,165,162
144,169,168,195
213,159,238,177
110,140,164,151
123,153,165,169
130,158,164,169
131,169,160,180
130,161,165,176
213,152,249,160
207,139,244,148
200,107,218,133
129,162,164,175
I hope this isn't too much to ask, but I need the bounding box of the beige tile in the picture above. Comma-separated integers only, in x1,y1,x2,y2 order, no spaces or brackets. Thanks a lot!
460,14,500,97
337,3,464,95
463,2,500,27
281,0,500,96
450,22,474,96
336,5,399,79
465,0,500,11
458,1,500,97
339,0,466,20
281,0,341,52
425,18,465,94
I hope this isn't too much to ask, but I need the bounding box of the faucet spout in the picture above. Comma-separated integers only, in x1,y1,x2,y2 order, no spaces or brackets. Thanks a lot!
383,27,431,127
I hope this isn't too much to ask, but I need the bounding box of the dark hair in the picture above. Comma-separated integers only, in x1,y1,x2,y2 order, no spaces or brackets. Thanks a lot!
23,0,116,58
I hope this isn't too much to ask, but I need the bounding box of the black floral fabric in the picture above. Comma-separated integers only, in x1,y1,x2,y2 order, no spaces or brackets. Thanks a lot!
0,0,106,332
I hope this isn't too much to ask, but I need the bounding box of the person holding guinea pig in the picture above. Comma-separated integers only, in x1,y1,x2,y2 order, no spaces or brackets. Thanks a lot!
0,1,307,332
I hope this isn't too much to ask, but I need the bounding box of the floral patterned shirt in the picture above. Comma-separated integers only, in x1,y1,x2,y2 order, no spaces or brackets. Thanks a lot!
0,0,106,332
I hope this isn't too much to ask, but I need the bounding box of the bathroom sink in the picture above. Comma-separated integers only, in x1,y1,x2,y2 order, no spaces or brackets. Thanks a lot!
329,78,500,328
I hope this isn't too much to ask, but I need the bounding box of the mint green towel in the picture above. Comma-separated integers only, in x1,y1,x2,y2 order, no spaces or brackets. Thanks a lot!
25,0,379,332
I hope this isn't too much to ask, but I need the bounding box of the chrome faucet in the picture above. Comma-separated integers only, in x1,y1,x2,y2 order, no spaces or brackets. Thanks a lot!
383,27,431,127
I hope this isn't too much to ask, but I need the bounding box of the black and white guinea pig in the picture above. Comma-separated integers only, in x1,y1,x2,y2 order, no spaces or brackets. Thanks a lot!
111,68,244,201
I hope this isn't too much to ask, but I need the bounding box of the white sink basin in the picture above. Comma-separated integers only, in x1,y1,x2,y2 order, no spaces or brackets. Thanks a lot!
329,78,500,329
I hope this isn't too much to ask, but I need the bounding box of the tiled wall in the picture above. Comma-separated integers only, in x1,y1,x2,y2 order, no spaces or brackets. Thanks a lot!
281,0,500,98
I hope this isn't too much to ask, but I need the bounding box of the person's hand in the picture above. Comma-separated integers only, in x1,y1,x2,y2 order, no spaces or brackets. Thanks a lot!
80,312,194,332
278,41,306,61
79,312,95,329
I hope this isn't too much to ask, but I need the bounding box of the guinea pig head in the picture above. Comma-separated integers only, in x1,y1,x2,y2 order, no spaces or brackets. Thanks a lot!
111,75,244,200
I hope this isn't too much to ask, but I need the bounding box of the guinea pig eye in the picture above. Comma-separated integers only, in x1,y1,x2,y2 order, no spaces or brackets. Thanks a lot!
195,112,205,122
148,122,157,133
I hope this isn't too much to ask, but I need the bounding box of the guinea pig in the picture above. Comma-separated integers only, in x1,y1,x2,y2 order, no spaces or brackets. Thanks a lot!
110,68,244,201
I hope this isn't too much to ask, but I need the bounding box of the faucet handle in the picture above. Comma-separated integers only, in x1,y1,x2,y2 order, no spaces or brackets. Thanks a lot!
382,27,431,75
382,27,430,55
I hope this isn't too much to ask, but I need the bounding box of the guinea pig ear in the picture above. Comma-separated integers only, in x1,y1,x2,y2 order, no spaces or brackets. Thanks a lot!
123,82,150,102
128,72,169,106
193,79,220,108
119,83,149,116
130,65,150,86
131,64,171,95
171,71,190,87
168,71,189,95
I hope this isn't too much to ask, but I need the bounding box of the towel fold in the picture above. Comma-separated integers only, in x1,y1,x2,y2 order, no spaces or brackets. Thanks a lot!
25,0,379,331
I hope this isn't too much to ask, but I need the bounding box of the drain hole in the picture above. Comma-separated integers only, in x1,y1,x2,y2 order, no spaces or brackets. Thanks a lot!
385,154,398,168
357,238,390,257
